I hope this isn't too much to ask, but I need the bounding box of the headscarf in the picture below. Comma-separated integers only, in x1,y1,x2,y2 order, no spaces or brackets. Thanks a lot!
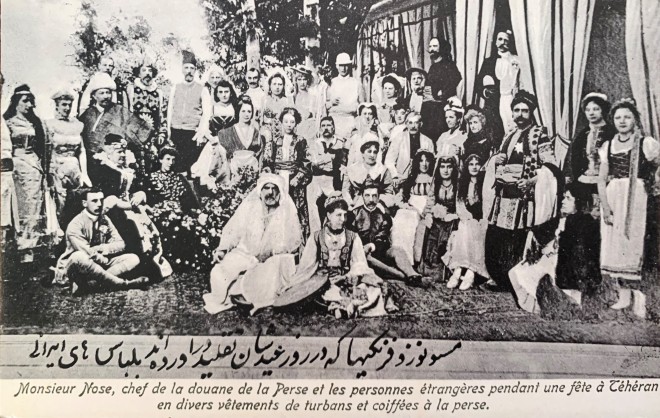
218,173,302,257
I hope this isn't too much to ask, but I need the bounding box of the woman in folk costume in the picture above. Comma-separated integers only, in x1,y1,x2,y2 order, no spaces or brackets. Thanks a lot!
436,97,467,157
262,107,313,242
346,103,383,166
259,70,294,139
3,84,58,263
274,192,395,318
420,143,460,271
44,90,93,224
391,149,435,266
442,153,489,290
0,73,19,246
597,99,659,308
206,79,240,134
342,133,394,210
292,65,319,141
565,92,616,216
203,173,302,315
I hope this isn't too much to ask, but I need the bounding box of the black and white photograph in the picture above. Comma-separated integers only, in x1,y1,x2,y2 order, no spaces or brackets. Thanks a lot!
0,0,659,415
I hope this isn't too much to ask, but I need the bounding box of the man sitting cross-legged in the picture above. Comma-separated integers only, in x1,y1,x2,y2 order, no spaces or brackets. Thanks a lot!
203,173,303,315
349,181,430,288
53,188,148,294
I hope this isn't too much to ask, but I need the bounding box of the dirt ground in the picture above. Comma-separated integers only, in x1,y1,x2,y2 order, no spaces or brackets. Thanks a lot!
2,261,659,347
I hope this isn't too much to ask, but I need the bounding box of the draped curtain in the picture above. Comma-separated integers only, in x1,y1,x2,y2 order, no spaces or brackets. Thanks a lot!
626,0,660,141
455,0,495,104
356,16,402,102
509,0,595,167
358,0,454,100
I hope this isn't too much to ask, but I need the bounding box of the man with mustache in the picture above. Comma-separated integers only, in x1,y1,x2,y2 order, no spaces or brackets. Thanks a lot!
348,182,429,288
483,90,562,294
77,55,129,116
385,112,435,188
422,38,462,140
87,133,172,284
79,72,152,164
203,173,302,315
53,187,148,293
245,68,266,120
306,116,347,233
166,50,211,174
476,30,521,142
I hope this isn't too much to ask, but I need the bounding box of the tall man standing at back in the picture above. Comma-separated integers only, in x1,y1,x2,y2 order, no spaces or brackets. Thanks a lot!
167,50,211,174
326,52,362,139
423,38,462,140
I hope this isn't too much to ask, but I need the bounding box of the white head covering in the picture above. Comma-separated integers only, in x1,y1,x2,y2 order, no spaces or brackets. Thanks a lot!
336,52,352,66
218,173,302,257
87,72,116,93
203,64,227,85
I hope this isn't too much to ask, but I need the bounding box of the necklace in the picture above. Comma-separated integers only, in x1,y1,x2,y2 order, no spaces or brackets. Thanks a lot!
617,134,632,143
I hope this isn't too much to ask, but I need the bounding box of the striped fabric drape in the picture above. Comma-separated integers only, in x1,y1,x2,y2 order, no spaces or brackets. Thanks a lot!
509,0,595,167
454,0,495,105
626,0,660,141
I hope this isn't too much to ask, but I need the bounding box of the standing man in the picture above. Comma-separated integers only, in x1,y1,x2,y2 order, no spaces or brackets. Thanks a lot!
384,112,434,188
78,55,129,116
306,116,347,233
167,50,211,174
245,67,266,120
78,72,153,163
423,38,463,140
326,52,362,139
484,91,561,292
476,30,520,140
402,67,427,114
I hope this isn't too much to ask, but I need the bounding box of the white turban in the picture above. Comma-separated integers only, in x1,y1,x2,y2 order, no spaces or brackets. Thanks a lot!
257,173,286,195
87,72,116,93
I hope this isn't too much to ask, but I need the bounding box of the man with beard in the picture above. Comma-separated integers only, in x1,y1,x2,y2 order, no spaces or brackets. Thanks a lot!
203,173,302,315
423,38,462,139
402,67,427,113
306,116,347,233
326,52,362,139
167,50,211,174
78,56,129,116
78,72,153,165
349,183,429,288
476,30,520,140
385,112,435,188
245,68,266,120
483,90,562,292
88,133,172,283
53,187,148,293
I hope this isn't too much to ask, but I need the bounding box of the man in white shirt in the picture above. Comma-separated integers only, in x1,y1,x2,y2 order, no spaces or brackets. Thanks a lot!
326,52,362,138
385,112,435,188
245,67,266,119
167,50,212,175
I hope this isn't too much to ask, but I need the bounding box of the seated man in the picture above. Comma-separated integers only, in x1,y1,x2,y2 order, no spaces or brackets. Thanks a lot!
203,173,302,315
89,133,171,281
53,188,148,294
349,182,428,288
274,192,395,318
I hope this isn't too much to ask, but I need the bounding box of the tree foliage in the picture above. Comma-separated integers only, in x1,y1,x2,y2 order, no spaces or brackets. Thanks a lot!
69,0,181,88
201,0,378,71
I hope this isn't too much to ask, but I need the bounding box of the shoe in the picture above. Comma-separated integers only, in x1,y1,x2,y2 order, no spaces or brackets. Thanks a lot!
125,276,150,290
406,274,427,288
446,269,461,289
631,290,646,319
459,270,475,290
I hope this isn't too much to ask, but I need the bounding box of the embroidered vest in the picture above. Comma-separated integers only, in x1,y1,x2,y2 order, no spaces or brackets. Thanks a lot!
315,229,355,274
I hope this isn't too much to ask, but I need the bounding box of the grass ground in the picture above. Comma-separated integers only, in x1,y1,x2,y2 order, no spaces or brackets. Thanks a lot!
2,261,659,347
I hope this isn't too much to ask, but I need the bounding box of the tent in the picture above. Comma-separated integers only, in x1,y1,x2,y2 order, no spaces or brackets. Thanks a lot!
357,0,659,150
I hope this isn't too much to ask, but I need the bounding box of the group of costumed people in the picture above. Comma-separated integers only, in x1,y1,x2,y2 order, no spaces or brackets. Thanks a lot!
1,37,658,320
